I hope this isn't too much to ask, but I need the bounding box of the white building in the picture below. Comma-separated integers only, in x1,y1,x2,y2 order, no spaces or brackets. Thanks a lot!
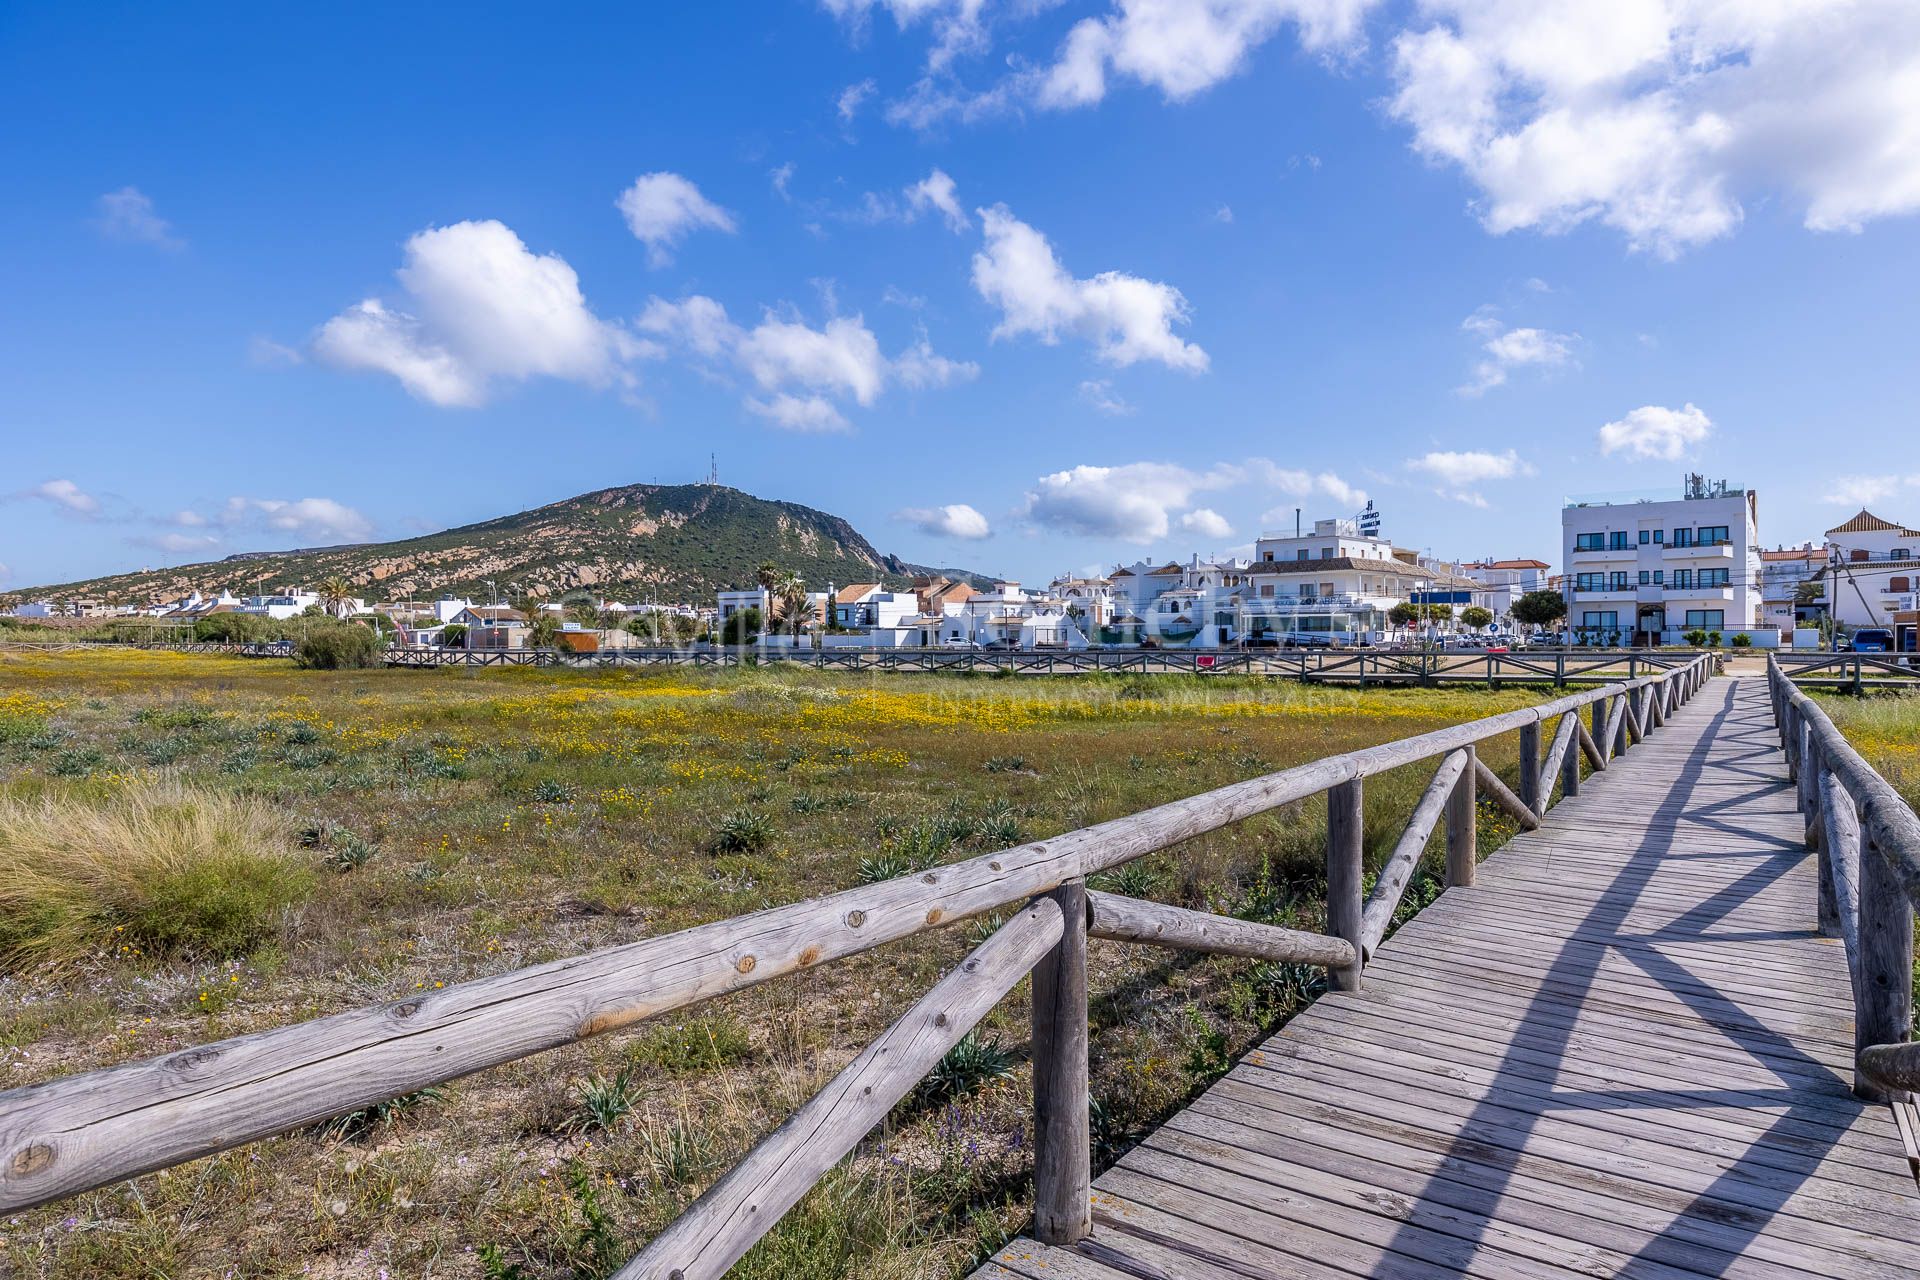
1561,476,1763,645
1453,559,1552,622
1759,545,1825,636
10,601,55,618
1822,510,1920,632
1240,517,1481,643
715,587,769,627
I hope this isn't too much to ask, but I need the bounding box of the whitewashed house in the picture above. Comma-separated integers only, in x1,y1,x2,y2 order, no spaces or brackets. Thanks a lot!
1240,517,1477,643
1823,510,1920,633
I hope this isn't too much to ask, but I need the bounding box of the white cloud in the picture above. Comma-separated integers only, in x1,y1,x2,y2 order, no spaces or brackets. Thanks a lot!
314,220,642,408
1405,447,1533,505
224,497,373,544
770,162,797,201
897,503,993,539
170,510,208,527
93,186,183,250
892,336,981,389
1038,0,1376,109
745,394,852,433
32,479,101,515
1597,403,1713,461
1821,475,1920,506
1249,462,1369,510
972,205,1208,371
640,294,972,426
1213,204,1235,223
837,78,877,122
1387,2,1920,256
905,168,969,232
133,531,222,554
1459,308,1577,394
1078,379,1135,415
1022,462,1238,543
616,172,737,267
1179,507,1234,539
247,336,304,367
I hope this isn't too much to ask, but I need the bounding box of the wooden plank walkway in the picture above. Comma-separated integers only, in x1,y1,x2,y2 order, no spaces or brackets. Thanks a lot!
981,675,1920,1279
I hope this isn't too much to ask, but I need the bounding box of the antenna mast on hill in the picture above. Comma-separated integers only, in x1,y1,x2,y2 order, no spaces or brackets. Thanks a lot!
706,453,719,487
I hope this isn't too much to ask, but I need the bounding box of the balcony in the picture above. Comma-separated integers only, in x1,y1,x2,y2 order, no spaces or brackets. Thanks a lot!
1573,586,1636,601
1667,585,1735,602
1570,545,1635,561
1664,542,1735,560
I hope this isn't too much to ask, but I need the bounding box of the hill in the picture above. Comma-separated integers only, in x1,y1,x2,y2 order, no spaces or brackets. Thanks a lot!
6,484,997,607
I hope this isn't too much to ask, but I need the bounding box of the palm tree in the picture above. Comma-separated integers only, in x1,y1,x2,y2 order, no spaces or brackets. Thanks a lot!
775,573,810,635
755,560,780,594
317,575,354,619
566,600,601,629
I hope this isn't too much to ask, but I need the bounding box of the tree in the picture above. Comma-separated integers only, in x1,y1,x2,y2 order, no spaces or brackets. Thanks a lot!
1388,602,1419,628
566,600,601,630
774,573,810,635
755,560,780,594
294,622,379,669
1460,605,1494,631
1511,590,1568,629
1794,579,1824,606
193,612,270,643
528,612,561,649
439,623,469,649
317,575,354,619
720,607,762,645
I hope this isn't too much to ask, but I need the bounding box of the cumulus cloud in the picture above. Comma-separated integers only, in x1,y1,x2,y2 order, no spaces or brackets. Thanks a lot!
1597,403,1713,461
972,205,1208,371
1248,462,1369,510
898,503,993,539
1022,462,1239,543
132,531,222,555
770,162,797,201
224,497,374,544
1387,2,1920,256
1459,308,1577,394
1179,507,1233,539
1405,447,1533,505
905,168,969,232
313,220,644,408
1038,0,1375,109
31,479,102,516
1078,379,1135,415
93,186,183,249
1821,474,1920,506
745,394,851,433
616,172,737,267
640,293,972,428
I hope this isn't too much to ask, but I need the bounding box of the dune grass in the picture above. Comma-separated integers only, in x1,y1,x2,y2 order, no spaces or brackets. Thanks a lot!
0,782,312,969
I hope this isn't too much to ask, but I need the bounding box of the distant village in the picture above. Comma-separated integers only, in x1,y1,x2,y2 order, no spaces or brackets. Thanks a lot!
10,480,1919,655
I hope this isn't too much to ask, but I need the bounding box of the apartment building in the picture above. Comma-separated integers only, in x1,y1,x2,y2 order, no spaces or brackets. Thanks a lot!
1560,476,1764,644
1823,509,1920,633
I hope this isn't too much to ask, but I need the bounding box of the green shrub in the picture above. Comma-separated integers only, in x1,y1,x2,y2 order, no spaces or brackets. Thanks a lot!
294,623,380,670
192,612,272,643
562,1067,638,1136
710,808,774,853
49,746,104,776
918,1032,1016,1103
628,1015,754,1073
720,607,762,645
321,826,378,872
1731,632,1753,648
858,852,913,883
0,784,313,968
318,1087,444,1142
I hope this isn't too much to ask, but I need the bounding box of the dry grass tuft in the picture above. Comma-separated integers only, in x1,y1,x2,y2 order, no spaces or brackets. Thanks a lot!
0,782,314,969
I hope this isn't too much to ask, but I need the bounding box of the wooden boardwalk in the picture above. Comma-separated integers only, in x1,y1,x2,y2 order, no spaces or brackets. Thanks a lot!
981,676,1920,1279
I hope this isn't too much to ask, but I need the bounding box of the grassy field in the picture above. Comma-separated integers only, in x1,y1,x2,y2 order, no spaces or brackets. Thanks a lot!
0,649,1550,1280
1819,690,1920,809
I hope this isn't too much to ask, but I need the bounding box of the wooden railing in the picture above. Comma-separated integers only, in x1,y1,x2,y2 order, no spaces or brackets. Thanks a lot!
1767,657,1920,1102
0,655,1714,1276
380,643,1709,687
1774,651,1920,692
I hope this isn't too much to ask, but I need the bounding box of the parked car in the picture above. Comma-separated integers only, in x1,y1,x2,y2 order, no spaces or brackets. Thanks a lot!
1853,628,1894,653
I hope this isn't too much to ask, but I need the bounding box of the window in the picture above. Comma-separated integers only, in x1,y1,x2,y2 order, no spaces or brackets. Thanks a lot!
1262,551,1274,562
1608,531,1632,550
1582,611,1619,629
1653,529,1665,544
1895,549,1911,560
1609,571,1629,590
1671,528,1695,547
1574,573,1604,592
1699,568,1729,587
1683,610,1725,629
1639,530,1651,545
1320,547,1334,560
1296,550,1310,562
1697,525,1730,547
1638,570,1650,585
1653,570,1664,585
1574,533,1604,551
1852,549,1869,562
1892,577,1911,594
1671,569,1692,589
1260,584,1274,597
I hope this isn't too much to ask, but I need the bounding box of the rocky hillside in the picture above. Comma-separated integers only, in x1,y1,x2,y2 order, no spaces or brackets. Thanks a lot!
8,484,995,607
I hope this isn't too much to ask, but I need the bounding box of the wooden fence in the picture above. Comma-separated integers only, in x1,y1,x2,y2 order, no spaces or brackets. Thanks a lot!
0,654,1715,1275
381,644,1709,687
1767,657,1920,1102
1774,651,1920,692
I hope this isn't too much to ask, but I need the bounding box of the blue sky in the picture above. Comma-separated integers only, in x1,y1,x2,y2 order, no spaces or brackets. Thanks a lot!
4,1,1918,594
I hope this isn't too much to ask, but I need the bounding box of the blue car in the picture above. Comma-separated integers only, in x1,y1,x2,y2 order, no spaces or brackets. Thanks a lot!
1853,628,1894,653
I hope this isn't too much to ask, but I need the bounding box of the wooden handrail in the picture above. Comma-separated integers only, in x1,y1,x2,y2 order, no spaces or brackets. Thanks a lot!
616,897,1066,1280
1768,656,1920,1101
1088,890,1357,969
1359,750,1468,958
0,655,1710,1274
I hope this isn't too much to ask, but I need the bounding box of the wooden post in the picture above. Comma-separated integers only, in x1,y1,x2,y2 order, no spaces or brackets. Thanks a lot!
1591,700,1609,765
1031,880,1091,1244
1783,704,1800,783
1814,764,1840,941
1856,836,1914,1103
1325,779,1364,993
1562,724,1581,798
1798,731,1822,826
1446,746,1477,890
1518,721,1542,816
